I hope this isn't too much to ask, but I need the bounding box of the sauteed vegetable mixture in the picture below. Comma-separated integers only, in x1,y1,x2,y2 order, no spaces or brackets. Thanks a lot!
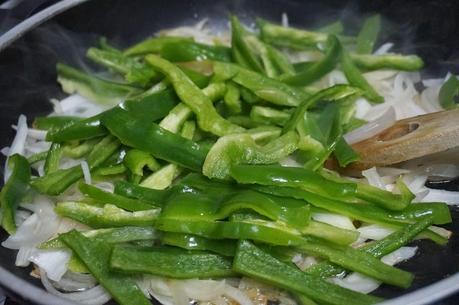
1,14,459,305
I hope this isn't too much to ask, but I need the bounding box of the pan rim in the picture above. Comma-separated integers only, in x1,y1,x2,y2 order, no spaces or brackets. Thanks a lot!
0,0,457,304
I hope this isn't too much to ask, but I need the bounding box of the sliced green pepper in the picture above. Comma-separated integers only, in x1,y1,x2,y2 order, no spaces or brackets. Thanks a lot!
250,106,290,126
31,135,120,195
356,14,381,54
101,107,208,171
33,116,80,131
160,41,232,62
162,232,236,256
145,55,244,136
258,19,328,50
78,183,157,211
124,36,193,56
43,143,63,174
111,245,235,278
57,63,141,106
124,149,160,176
351,53,424,71
233,240,382,305
0,154,31,234
203,131,298,179
59,230,151,305
341,51,384,103
306,216,433,278
114,180,166,206
280,35,342,86
439,75,459,109
55,202,160,228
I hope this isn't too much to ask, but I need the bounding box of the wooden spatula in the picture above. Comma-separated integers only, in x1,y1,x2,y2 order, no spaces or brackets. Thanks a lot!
346,108,459,172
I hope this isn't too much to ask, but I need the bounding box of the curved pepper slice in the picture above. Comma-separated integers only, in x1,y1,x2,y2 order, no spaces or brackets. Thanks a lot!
145,55,244,136
162,232,237,256
1,154,31,234
280,35,342,86
102,107,208,171
160,41,232,62
203,131,299,180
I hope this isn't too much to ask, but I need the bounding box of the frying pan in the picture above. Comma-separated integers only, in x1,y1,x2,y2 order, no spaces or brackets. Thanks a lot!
0,0,458,304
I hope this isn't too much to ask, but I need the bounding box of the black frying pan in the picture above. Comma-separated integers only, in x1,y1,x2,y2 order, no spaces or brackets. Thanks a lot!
0,0,458,304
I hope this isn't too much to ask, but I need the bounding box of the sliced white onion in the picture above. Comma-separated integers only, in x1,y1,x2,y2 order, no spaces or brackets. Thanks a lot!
179,279,226,301
222,284,254,305
357,224,395,241
29,249,71,281
344,106,396,145
421,188,459,205
279,156,302,168
376,167,410,177
94,181,115,193
40,269,111,305
81,160,92,185
373,42,394,55
168,280,189,305
281,12,289,27
354,98,372,119
362,167,386,189
4,114,28,182
2,196,59,249
58,94,105,117
292,254,318,271
15,246,35,267
414,164,459,179
312,213,355,230
331,247,417,293
26,128,48,140
52,272,97,292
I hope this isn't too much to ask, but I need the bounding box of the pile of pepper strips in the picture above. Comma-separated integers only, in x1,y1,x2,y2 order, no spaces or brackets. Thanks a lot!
0,15,451,305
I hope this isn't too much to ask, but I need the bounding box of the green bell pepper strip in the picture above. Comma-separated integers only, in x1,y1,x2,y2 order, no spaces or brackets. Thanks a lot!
43,143,63,174
145,55,244,136
62,138,101,159
341,51,384,103
140,120,196,190
87,47,160,87
356,14,381,54
101,107,208,171
140,163,181,190
57,63,141,106
27,151,48,164
59,230,151,305
227,115,260,129
244,35,279,78
41,226,157,249
161,232,236,256
297,237,413,288
156,218,305,246
33,116,80,130
78,183,157,211
0,154,31,234
160,41,232,62
301,220,359,246
250,106,290,126
334,136,360,167
159,82,226,133
233,240,382,305
246,126,282,143
93,164,126,177
46,114,106,142
265,44,296,76
231,164,357,199
124,36,193,56
282,84,361,133
439,75,459,109
258,19,328,50
280,35,342,86
31,135,121,195
351,53,424,71
124,149,160,176
253,185,451,241
224,82,242,114
110,245,235,278
55,202,160,228
317,20,344,35
48,89,179,142
228,63,310,107
114,180,166,206
203,131,299,180
305,216,433,278
161,187,310,229
230,16,264,73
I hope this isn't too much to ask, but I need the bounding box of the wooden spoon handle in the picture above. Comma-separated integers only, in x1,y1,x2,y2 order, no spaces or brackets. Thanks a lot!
348,108,459,171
